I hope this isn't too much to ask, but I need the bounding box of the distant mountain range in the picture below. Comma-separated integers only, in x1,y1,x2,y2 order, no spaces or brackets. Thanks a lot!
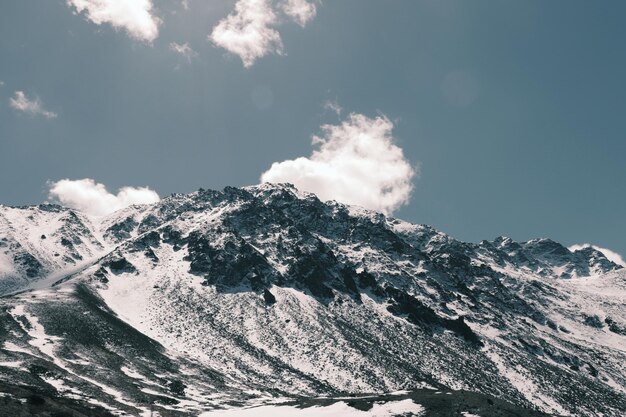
0,183,624,416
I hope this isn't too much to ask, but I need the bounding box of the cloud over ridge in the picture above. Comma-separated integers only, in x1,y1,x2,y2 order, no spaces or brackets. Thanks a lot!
261,113,416,215
67,0,160,42
48,178,160,216
569,244,626,267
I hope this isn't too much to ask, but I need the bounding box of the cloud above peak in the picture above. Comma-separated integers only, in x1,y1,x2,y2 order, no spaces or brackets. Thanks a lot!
569,244,626,267
47,178,160,216
67,0,160,42
260,113,417,215
9,91,57,119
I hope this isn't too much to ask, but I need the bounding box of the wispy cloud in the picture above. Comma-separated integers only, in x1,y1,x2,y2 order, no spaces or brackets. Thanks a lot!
281,0,316,27
569,244,626,267
9,91,57,119
48,178,160,216
261,112,416,215
209,0,283,68
169,42,198,62
323,99,342,117
67,0,160,42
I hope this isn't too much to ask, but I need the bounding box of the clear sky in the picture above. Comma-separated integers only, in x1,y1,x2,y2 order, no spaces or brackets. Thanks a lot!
1,0,624,258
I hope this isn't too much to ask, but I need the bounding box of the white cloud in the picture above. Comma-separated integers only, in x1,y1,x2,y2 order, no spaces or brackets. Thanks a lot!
260,113,416,215
569,244,626,267
47,178,160,217
67,0,160,42
281,0,316,27
209,0,282,68
169,42,198,62
9,91,57,119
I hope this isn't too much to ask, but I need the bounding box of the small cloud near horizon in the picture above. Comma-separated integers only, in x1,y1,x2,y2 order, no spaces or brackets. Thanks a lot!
9,91,57,119
47,178,160,216
260,112,417,215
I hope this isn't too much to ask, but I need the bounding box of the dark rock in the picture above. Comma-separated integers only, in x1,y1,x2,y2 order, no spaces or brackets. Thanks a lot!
93,267,109,283
105,216,137,242
144,247,159,263
27,394,46,406
168,380,186,397
105,257,137,275
263,289,277,305
584,315,604,328
13,252,43,278
386,287,482,346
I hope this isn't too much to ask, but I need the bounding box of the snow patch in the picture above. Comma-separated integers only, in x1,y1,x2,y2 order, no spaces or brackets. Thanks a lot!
200,399,425,416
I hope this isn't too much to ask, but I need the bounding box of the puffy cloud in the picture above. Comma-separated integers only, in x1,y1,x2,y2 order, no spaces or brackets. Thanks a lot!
67,0,160,42
569,244,626,267
281,0,317,27
47,179,160,217
209,0,318,67
9,91,57,119
209,0,282,68
169,42,198,62
260,113,416,215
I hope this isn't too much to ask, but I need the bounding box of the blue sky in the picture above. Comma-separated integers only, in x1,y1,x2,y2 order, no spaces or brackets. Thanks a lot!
0,0,624,258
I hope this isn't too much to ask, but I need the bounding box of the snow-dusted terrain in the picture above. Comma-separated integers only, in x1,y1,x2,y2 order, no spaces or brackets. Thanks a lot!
0,183,624,416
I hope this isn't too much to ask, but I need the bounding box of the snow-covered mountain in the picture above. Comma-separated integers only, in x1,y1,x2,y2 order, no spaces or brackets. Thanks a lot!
0,204,106,295
0,183,624,416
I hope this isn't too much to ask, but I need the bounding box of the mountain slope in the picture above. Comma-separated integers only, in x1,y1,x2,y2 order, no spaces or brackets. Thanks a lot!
0,204,107,294
0,184,624,416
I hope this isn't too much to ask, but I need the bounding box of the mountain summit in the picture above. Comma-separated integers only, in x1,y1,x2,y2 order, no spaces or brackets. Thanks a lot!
0,183,624,416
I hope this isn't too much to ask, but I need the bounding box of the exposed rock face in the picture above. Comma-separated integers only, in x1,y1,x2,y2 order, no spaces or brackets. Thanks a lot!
0,183,624,416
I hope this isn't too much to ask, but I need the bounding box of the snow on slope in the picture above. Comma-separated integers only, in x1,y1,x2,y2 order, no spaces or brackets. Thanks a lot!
0,204,108,294
0,183,624,417
199,399,425,416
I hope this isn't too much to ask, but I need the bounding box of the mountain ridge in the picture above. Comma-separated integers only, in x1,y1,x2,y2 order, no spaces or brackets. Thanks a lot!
0,183,624,416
